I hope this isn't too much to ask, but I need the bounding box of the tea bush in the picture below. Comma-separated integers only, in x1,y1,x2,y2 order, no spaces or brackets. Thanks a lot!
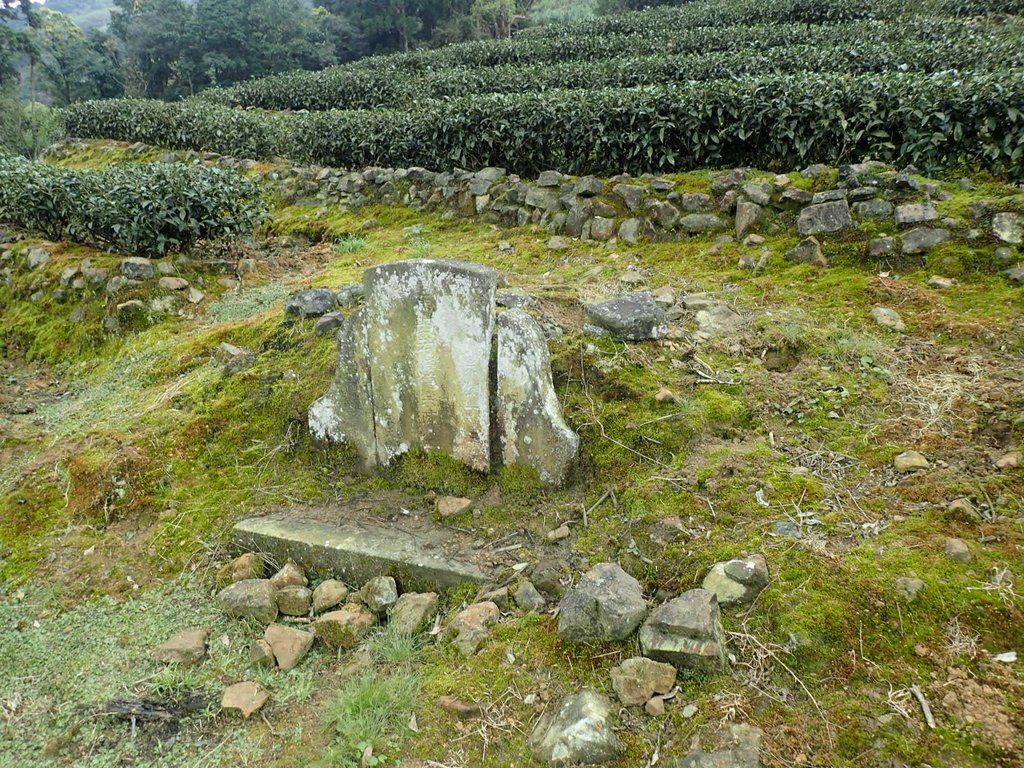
0,155,266,255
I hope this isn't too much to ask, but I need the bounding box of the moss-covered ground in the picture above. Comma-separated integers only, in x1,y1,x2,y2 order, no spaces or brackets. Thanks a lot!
0,141,1021,767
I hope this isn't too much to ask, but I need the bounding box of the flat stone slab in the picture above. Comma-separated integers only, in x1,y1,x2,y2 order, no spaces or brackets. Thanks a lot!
232,514,488,591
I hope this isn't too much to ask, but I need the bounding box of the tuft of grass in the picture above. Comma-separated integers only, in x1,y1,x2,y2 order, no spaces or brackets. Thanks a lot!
204,282,291,325
333,235,368,254
319,668,420,768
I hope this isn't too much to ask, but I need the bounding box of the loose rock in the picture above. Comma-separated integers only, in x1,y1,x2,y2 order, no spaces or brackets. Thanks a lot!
638,589,728,672
221,682,269,719
250,639,275,669
438,496,473,517
527,688,622,765
219,552,264,585
270,561,307,589
894,451,929,472
677,723,763,768
797,200,851,235
871,307,906,332
784,236,827,267
264,623,314,671
894,576,924,602
895,203,939,227
944,538,971,563
312,579,349,613
557,562,647,643
285,288,337,318
701,555,769,607
314,604,377,649
277,585,312,616
609,657,677,707
152,628,208,667
513,581,547,613
218,579,278,624
900,228,949,254
359,576,399,615
584,291,667,341
992,212,1023,244
120,257,154,280
445,601,500,656
389,592,439,634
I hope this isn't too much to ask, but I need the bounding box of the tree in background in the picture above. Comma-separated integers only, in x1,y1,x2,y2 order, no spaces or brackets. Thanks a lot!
110,0,196,98
471,0,533,38
30,9,120,104
193,0,336,87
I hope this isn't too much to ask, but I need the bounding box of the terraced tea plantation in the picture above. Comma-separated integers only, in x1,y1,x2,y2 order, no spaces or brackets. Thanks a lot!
0,0,1022,767
60,0,1024,177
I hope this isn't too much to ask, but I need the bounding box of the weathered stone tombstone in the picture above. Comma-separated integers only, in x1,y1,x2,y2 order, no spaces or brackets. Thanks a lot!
310,258,578,485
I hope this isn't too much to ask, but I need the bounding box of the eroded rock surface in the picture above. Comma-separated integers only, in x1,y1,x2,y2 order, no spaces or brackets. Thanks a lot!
310,259,578,484
639,589,728,672
558,562,647,643
528,688,622,765
497,310,580,485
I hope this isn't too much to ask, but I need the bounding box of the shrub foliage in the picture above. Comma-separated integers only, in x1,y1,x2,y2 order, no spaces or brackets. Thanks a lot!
59,71,1024,180
195,20,1024,112
0,155,266,256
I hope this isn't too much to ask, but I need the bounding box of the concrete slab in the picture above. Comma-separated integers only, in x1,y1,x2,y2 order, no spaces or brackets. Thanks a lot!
232,514,488,591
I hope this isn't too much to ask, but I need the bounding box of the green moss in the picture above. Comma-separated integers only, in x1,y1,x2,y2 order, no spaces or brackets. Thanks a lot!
384,449,489,498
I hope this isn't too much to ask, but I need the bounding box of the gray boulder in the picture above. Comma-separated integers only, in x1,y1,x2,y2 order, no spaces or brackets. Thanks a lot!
679,193,713,212
678,214,728,233
855,199,894,219
590,217,616,241
895,203,939,227
584,291,667,341
120,257,154,280
734,201,761,240
796,200,851,235
537,170,563,187
314,311,345,336
810,189,846,204
695,305,742,337
617,218,641,244
526,187,560,211
26,247,51,270
868,237,896,257
574,176,604,197
901,228,949,254
740,182,771,206
649,200,680,229
336,283,364,307
870,306,906,332
993,212,1023,244
527,688,621,765
389,592,439,634
701,556,769,607
557,562,648,642
359,575,399,614
613,183,646,212
513,581,547,613
639,589,728,672
285,288,337,318
780,188,812,205
784,236,827,267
